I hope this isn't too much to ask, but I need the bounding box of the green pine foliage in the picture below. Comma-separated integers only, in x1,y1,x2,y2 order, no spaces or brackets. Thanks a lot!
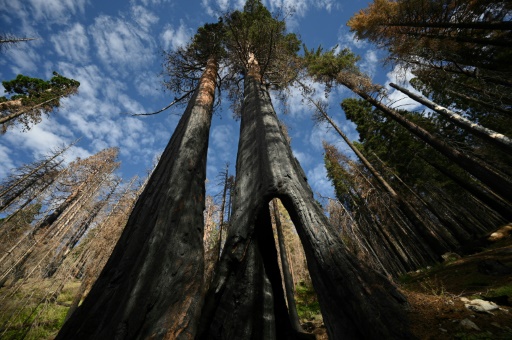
0,72,80,131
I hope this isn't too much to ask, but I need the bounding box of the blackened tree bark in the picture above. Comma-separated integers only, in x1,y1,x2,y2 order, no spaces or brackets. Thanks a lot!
56,56,218,339
198,74,412,339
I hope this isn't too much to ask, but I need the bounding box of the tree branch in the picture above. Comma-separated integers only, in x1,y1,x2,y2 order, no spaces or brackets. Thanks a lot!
126,90,195,117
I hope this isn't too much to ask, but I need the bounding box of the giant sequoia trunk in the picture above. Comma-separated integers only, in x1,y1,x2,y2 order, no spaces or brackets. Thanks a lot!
197,75,412,339
56,57,217,339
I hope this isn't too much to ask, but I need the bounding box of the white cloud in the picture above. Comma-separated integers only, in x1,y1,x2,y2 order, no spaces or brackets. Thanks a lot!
0,144,16,179
89,15,155,75
292,149,312,167
338,30,367,50
3,119,90,164
211,124,235,157
267,0,308,18
160,21,193,51
130,0,172,6
309,120,339,151
5,44,40,74
360,49,378,78
201,0,245,17
284,79,328,120
131,5,159,31
135,72,161,97
51,23,90,64
28,0,87,24
384,65,423,111
307,163,334,198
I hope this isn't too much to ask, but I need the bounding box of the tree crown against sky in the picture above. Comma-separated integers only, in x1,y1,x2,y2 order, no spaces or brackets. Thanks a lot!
0,72,80,131
162,21,226,111
4,0,493,205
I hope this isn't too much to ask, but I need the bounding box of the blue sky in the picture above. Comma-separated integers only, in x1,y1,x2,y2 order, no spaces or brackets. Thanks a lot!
0,0,418,203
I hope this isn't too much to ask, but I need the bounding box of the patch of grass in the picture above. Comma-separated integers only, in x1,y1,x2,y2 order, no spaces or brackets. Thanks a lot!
0,279,80,339
487,284,512,297
419,275,446,296
295,281,322,321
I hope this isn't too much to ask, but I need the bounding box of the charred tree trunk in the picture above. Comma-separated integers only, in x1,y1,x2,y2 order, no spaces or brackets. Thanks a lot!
272,199,303,332
56,56,218,339
198,75,412,339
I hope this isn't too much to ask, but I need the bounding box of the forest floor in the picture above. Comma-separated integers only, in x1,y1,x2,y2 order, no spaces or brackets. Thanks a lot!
402,235,512,340
1,231,510,339
304,232,512,339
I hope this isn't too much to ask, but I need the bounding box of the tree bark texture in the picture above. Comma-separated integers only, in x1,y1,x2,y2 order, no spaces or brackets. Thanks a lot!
389,82,512,151
56,57,217,340
198,75,412,339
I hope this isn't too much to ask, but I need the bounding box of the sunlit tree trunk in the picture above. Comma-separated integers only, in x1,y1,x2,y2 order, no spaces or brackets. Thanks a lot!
272,199,302,332
390,82,512,151
347,83,512,201
56,56,218,339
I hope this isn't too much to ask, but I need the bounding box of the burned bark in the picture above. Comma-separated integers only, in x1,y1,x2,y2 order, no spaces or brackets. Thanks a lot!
56,57,218,339
198,75,412,339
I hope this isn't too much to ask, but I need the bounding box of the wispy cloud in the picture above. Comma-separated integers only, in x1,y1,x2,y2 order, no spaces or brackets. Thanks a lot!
307,163,334,198
201,0,245,17
384,65,423,111
160,21,193,51
135,71,162,97
3,119,91,163
5,44,41,74
51,23,90,64
27,0,87,24
360,49,378,77
211,124,235,158
0,144,16,179
89,15,156,76
131,5,159,31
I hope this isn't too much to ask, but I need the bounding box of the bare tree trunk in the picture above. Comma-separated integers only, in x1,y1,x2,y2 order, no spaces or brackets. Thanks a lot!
0,95,65,125
272,199,303,332
389,82,512,150
419,156,512,221
198,74,412,339
346,83,512,201
56,56,218,340
216,164,229,262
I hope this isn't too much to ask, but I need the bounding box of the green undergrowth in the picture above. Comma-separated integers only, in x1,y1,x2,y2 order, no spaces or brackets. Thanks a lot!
0,279,80,339
295,281,322,322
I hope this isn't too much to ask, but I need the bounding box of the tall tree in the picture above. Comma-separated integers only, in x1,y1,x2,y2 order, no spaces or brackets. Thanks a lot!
57,22,223,339
0,72,80,132
303,47,512,201
198,2,412,338
339,98,510,232
348,0,512,71
347,0,512,149
389,82,512,152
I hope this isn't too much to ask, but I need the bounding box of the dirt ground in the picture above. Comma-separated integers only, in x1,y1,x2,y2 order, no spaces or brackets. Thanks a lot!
307,236,512,339
404,237,512,339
